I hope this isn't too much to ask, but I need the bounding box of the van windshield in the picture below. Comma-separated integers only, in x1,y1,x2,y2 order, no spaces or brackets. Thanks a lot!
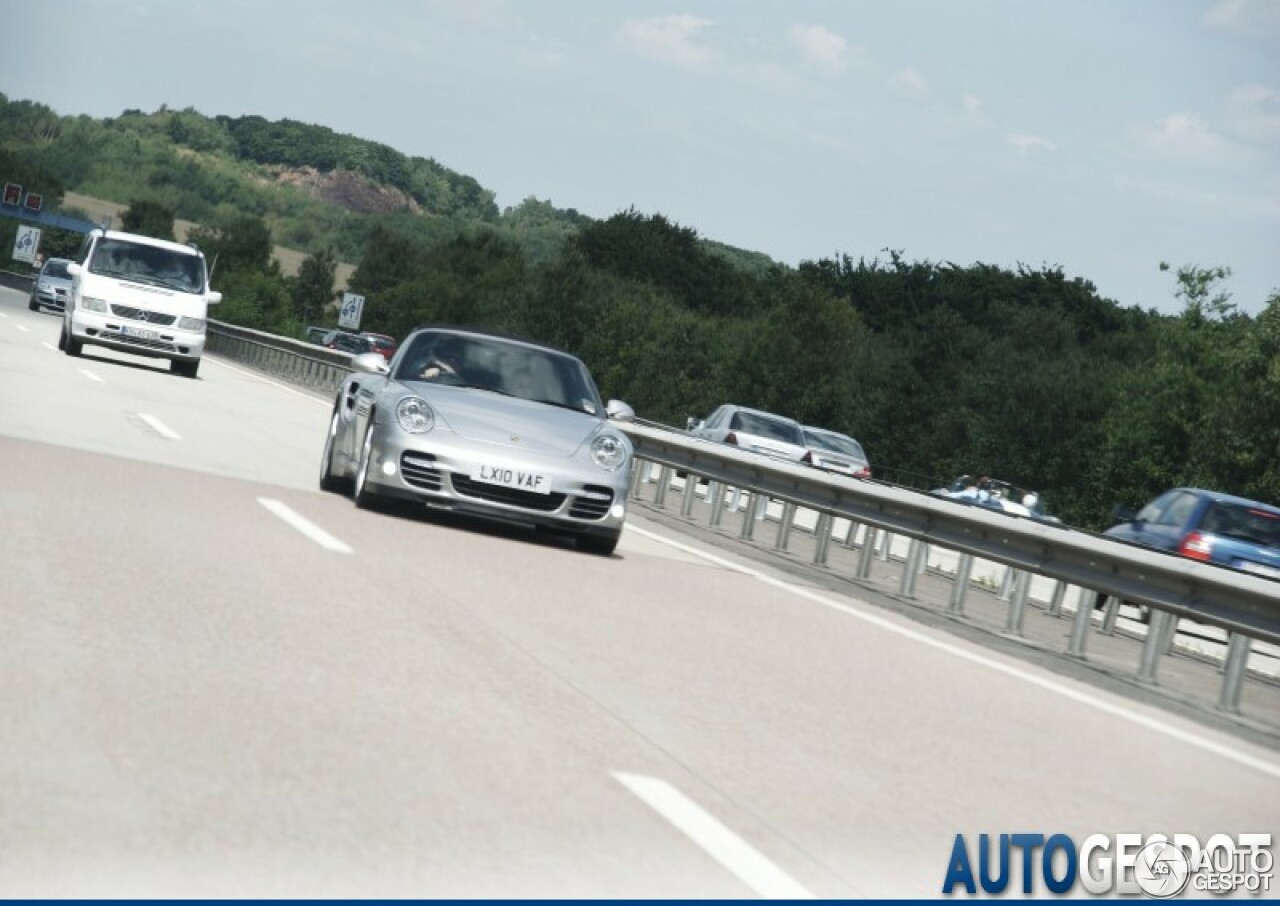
89,238,205,293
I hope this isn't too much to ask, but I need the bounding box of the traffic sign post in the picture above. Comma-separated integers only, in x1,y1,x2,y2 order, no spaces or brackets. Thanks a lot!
12,224,41,265
338,292,365,330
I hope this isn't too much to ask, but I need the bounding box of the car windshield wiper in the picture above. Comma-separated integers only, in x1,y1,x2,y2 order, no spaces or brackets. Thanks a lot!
532,398,591,413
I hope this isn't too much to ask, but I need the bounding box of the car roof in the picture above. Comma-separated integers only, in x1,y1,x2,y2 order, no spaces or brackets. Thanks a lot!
1174,488,1280,515
724,404,802,426
93,228,204,257
802,425,858,441
407,323,580,360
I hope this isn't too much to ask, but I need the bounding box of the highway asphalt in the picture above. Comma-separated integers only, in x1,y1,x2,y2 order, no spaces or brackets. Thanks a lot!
1,287,1276,897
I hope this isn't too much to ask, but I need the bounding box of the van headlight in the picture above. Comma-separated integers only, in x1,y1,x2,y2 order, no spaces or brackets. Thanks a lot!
590,433,628,471
177,316,205,332
396,397,434,434
81,296,108,313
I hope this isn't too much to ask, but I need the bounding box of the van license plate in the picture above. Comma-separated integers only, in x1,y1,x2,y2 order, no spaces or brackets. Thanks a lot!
122,325,160,341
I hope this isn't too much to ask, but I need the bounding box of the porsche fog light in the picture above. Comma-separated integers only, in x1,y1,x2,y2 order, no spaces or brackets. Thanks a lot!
396,396,434,433
590,433,627,471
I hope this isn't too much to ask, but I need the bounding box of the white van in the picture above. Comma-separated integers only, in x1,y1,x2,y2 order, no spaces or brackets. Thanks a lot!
62,229,221,378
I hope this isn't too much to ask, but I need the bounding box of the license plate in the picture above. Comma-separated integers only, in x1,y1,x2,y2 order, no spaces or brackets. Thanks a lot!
121,325,160,341
1239,561,1280,580
471,463,551,494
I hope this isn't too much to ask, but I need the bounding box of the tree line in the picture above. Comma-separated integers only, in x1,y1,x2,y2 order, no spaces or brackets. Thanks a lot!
3,96,1276,528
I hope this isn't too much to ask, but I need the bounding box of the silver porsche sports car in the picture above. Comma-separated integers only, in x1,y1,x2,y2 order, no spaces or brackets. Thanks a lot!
320,326,635,555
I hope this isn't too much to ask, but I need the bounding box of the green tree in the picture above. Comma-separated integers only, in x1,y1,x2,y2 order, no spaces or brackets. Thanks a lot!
120,198,176,240
291,247,337,325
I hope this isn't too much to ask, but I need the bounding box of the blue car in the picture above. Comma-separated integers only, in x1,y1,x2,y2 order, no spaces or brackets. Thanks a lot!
1103,488,1280,581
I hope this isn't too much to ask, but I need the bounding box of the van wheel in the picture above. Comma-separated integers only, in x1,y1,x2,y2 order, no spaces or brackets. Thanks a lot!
29,295,39,311
172,359,199,379
65,333,83,357
57,323,67,351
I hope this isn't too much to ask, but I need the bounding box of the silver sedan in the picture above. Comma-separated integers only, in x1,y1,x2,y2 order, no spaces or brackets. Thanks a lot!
320,326,635,555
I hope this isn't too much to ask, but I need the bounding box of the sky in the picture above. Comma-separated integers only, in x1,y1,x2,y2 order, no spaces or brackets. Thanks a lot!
4,0,1279,314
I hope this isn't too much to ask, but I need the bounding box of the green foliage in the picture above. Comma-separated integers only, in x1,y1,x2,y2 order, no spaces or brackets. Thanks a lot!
291,248,338,324
120,198,176,240
4,92,1276,527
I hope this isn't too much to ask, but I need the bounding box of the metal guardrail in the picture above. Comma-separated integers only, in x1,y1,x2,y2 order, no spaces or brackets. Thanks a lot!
207,319,354,394
202,326,1279,713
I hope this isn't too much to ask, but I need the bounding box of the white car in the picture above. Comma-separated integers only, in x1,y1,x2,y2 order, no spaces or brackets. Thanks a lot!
29,257,74,312
61,229,221,378
801,426,871,478
686,404,809,464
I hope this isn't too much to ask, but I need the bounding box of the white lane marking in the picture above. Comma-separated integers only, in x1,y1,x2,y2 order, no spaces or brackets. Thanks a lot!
42,342,57,351
15,323,29,332
204,356,331,407
614,772,814,899
137,413,181,440
257,497,353,554
79,368,104,383
624,524,1280,780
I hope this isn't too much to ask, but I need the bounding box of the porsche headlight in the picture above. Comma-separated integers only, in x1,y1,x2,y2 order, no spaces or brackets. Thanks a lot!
590,433,628,471
81,296,108,313
396,396,434,433
177,316,205,332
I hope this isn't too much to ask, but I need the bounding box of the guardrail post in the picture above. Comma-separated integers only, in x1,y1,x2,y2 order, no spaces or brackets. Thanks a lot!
877,532,891,561
775,501,796,551
739,493,758,540
899,539,924,598
949,554,973,614
1066,586,1094,659
628,461,645,500
812,512,833,566
1100,595,1121,635
1004,570,1030,636
1136,608,1173,684
708,482,726,527
857,529,878,578
843,521,863,550
1217,633,1252,713
680,475,698,518
998,566,1015,601
653,465,671,508
1047,580,1067,618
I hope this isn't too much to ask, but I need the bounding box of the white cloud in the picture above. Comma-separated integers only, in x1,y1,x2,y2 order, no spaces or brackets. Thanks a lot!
1203,0,1280,41
1007,133,1058,154
788,24,847,75
1128,112,1231,162
1223,83,1280,146
616,15,717,69
889,67,929,101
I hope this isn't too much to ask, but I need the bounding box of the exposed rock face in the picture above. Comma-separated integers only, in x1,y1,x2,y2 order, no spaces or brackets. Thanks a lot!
270,166,421,216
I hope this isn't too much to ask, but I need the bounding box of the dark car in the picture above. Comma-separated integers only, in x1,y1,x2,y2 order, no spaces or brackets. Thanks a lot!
1103,488,1280,579
1097,488,1280,619
322,329,378,357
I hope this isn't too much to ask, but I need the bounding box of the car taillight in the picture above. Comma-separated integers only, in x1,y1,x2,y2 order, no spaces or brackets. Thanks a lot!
1178,532,1213,561
856,466,871,478
725,432,739,445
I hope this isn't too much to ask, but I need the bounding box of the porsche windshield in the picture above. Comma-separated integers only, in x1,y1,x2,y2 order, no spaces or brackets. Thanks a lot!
396,331,603,415
89,238,205,293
